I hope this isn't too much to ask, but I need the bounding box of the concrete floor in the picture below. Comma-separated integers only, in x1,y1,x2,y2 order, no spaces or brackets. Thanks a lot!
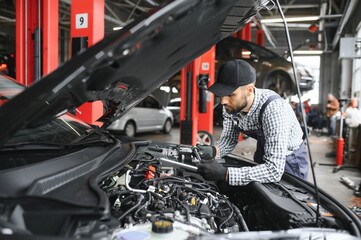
137,126,361,208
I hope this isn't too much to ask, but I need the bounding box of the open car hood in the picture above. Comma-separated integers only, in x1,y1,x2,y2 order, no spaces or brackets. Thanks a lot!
0,0,264,146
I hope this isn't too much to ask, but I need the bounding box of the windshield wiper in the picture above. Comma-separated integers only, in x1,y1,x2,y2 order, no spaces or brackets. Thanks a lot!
69,127,114,145
2,142,67,150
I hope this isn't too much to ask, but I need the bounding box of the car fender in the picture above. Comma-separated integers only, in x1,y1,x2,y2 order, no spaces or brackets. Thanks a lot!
107,113,134,131
163,107,174,123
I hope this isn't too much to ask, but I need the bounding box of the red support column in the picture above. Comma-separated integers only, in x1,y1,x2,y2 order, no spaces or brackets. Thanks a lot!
180,68,187,124
180,47,215,145
16,0,58,84
190,59,200,146
198,46,215,135
71,0,104,46
15,0,25,84
16,0,38,86
255,29,265,47
242,22,252,41
71,0,104,125
42,0,58,75
180,64,199,145
233,22,252,42
27,0,38,85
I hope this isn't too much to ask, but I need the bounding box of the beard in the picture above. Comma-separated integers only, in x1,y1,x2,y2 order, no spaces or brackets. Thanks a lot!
224,93,248,114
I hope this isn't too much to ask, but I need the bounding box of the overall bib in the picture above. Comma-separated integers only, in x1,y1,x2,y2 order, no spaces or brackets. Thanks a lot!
234,95,308,180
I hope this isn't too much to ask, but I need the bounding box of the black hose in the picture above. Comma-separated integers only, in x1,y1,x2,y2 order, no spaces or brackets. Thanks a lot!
219,201,234,230
174,198,190,223
230,202,249,231
118,195,144,221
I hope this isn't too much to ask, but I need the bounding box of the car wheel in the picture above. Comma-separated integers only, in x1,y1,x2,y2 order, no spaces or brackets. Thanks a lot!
197,130,215,145
162,119,172,134
124,121,136,137
266,72,292,98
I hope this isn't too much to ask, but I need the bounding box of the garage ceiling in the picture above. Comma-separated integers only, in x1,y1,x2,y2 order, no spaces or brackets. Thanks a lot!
0,0,357,56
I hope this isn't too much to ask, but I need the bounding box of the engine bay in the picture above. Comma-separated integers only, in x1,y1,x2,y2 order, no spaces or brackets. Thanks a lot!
0,141,360,239
99,142,354,239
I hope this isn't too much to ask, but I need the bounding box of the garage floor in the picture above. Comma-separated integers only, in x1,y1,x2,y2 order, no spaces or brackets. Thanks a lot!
137,127,361,208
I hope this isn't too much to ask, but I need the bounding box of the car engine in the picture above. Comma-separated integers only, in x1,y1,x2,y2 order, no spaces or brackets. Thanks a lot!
95,141,361,239
100,144,248,239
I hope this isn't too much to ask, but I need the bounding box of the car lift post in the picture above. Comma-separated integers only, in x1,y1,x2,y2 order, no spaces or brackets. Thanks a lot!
180,47,215,146
197,46,216,144
16,0,58,85
70,0,104,125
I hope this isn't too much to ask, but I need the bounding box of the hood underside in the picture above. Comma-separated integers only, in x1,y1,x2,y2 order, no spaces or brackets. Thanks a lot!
0,0,264,147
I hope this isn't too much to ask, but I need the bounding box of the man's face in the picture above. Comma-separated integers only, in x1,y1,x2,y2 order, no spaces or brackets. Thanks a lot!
220,86,248,114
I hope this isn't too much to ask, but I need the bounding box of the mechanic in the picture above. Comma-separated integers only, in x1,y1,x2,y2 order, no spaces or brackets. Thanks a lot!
196,59,308,185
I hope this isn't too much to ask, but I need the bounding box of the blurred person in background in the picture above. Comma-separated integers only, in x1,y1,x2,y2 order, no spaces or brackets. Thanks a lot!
326,94,340,136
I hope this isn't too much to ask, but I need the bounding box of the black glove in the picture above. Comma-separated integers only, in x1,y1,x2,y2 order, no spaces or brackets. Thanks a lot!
197,159,227,181
196,144,216,160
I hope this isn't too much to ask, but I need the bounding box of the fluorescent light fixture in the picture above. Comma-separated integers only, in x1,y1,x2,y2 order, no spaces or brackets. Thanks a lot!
113,26,123,31
172,87,178,93
160,86,170,93
260,16,319,23
293,50,323,55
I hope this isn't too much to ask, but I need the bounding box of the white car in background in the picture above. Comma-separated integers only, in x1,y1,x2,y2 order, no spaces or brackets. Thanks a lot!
107,95,173,137
166,97,181,125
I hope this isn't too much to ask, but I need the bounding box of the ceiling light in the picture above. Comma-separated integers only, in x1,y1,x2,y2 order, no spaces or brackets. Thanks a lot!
260,16,319,23
293,50,323,55
113,26,123,31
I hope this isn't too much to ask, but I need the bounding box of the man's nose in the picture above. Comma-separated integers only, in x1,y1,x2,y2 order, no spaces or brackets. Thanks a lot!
221,96,229,105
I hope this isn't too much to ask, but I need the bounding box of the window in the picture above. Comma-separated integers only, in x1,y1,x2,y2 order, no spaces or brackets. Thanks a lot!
140,96,160,109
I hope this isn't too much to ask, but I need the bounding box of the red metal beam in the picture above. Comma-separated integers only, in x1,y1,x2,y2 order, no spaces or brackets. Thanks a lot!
27,0,38,85
233,22,252,42
242,22,252,42
180,47,216,145
16,0,38,86
71,0,104,125
197,46,215,134
15,0,25,84
255,29,265,47
16,0,58,85
71,0,104,45
42,0,58,75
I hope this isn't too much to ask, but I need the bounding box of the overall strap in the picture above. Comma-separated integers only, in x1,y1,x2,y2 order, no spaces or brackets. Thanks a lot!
258,95,282,126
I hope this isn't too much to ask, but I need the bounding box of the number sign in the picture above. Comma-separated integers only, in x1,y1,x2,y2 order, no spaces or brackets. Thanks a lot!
76,13,88,29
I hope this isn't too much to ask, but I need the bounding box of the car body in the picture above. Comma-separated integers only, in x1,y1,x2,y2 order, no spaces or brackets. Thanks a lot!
0,1,360,240
169,97,222,128
107,95,173,137
216,37,315,97
166,97,181,125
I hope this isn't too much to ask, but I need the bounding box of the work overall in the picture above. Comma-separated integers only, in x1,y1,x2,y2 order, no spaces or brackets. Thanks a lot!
235,95,309,180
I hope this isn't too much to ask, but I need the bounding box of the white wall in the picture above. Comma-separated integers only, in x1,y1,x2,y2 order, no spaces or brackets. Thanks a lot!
293,56,320,104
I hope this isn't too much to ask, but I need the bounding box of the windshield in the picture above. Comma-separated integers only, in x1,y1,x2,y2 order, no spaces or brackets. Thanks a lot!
5,113,92,146
0,75,95,147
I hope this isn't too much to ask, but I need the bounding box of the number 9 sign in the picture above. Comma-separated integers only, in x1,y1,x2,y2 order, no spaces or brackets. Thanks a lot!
76,13,88,29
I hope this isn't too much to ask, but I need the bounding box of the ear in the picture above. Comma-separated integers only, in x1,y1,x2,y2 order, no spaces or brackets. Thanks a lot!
246,84,254,95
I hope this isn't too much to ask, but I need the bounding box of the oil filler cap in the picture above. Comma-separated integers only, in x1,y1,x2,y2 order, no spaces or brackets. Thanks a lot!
152,220,173,233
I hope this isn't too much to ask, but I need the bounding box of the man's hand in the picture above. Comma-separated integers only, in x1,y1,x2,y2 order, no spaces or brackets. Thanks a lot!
197,159,227,181
196,144,216,160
